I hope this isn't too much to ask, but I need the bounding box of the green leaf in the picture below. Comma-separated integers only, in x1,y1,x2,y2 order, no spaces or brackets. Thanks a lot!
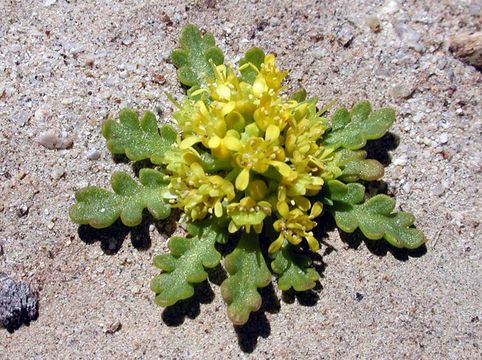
171,24,224,88
70,169,171,228
221,233,272,325
150,218,226,307
239,47,265,84
324,180,425,249
323,101,395,150
290,88,307,102
271,244,319,292
332,148,384,182
102,109,178,164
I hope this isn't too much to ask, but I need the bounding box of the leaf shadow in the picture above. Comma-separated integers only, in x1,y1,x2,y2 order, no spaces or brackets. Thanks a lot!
364,131,400,166
161,281,215,326
234,283,280,353
132,159,156,177
339,229,427,261
206,263,227,286
77,211,179,255
78,221,131,255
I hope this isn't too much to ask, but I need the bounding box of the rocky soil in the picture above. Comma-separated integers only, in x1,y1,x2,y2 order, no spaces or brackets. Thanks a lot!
0,0,481,358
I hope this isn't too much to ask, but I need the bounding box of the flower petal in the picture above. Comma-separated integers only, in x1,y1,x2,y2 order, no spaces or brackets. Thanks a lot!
235,168,250,191
265,124,280,142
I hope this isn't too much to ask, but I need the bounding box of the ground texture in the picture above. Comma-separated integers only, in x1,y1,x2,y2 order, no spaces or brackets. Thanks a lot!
0,0,481,358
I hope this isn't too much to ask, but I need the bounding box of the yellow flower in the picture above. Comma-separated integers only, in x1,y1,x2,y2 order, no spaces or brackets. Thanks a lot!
227,196,272,234
234,134,295,191
269,201,323,253
168,51,334,251
170,162,235,220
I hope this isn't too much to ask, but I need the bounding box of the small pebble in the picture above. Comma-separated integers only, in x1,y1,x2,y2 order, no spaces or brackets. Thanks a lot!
270,17,280,27
105,321,122,334
394,22,424,52
34,107,49,122
129,285,141,294
44,0,57,6
402,182,411,194
14,112,30,127
51,166,65,180
455,108,464,116
86,149,101,161
432,184,445,196
439,133,448,144
16,171,27,180
390,83,415,99
149,224,155,232
412,113,423,123
393,157,407,166
334,22,355,47
172,13,182,25
37,129,73,150
381,0,400,14
312,47,327,60
11,44,22,53
366,16,381,33
16,205,29,218
61,98,73,106
47,221,55,230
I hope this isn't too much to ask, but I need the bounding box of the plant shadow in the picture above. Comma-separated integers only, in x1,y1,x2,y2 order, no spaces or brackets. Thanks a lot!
161,281,215,326
234,283,280,353
339,229,427,261
78,212,179,255
364,131,399,166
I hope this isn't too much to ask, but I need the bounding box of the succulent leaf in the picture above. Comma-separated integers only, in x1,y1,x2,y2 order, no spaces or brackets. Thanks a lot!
271,243,319,292
290,88,307,102
332,148,384,182
324,180,425,249
239,47,265,84
221,233,272,325
102,109,177,164
151,218,226,307
324,101,395,150
171,24,224,88
69,169,171,228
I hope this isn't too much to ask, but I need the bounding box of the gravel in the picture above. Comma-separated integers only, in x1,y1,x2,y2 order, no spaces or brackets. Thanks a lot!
37,129,74,150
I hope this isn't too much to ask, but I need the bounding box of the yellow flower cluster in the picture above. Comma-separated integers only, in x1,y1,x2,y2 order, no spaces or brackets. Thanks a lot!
168,54,332,253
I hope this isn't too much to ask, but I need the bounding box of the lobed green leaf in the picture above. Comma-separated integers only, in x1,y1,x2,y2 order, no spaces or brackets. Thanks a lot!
220,233,272,325
271,243,319,292
323,101,395,150
150,218,226,307
171,24,224,88
69,169,171,228
333,148,384,182
102,109,177,164
324,180,425,249
239,47,265,84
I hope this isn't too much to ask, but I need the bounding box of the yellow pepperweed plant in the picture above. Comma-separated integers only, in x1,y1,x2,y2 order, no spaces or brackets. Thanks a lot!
70,25,425,325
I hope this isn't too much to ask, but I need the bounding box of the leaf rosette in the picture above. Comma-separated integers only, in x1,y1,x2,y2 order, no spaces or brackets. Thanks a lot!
69,24,426,326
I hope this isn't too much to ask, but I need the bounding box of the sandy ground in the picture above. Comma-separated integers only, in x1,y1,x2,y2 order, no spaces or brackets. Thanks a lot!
1,0,481,358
